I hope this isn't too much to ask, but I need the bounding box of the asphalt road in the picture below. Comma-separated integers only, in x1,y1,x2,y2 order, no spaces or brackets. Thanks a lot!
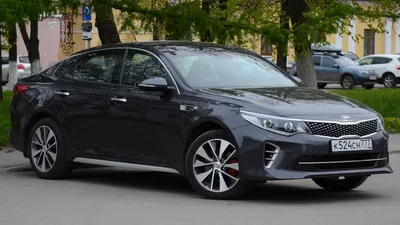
0,150,398,225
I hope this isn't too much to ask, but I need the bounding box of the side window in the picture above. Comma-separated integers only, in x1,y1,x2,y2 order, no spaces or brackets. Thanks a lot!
42,63,61,76
372,57,392,64
322,58,336,68
60,49,125,83
121,50,169,86
358,57,373,65
312,56,321,66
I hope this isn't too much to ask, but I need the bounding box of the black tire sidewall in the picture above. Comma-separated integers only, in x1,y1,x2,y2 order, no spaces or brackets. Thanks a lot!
185,130,247,200
341,75,355,89
27,118,71,179
312,176,368,192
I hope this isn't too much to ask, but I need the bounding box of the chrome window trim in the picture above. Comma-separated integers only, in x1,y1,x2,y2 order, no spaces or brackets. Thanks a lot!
55,46,181,95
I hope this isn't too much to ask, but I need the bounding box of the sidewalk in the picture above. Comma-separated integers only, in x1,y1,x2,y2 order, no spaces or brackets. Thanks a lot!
389,134,400,153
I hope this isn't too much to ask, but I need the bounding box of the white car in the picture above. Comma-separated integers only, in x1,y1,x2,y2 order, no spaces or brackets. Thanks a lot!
1,55,32,85
357,54,400,88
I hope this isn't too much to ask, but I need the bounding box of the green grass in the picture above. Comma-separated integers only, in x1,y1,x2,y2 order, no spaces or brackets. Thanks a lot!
331,88,400,133
0,91,12,147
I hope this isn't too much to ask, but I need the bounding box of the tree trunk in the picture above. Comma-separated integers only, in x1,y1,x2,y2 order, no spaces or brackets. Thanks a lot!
217,0,227,44
152,19,163,40
287,0,317,87
8,23,18,87
29,20,41,75
93,0,121,45
276,0,289,72
200,0,212,42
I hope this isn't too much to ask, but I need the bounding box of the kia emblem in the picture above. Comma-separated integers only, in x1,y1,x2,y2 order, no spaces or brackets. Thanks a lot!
341,115,351,120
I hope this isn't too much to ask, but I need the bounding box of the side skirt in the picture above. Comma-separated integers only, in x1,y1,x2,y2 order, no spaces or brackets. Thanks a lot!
73,157,180,174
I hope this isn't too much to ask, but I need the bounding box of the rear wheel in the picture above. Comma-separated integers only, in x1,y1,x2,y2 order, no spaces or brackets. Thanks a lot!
28,118,71,179
185,130,246,199
383,74,396,88
340,75,355,89
312,176,368,192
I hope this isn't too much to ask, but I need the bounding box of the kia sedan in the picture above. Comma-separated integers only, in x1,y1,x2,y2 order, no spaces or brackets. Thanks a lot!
9,41,392,199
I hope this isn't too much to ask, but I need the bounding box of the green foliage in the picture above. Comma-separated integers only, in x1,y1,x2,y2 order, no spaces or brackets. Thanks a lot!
0,91,12,147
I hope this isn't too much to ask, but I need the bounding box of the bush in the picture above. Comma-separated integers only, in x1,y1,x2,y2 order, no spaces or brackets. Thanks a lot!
0,91,12,147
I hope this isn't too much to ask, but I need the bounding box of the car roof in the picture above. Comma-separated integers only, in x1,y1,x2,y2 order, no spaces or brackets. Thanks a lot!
72,41,246,56
361,54,400,58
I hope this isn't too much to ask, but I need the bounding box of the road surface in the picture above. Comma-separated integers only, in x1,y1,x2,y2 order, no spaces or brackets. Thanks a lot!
0,150,398,225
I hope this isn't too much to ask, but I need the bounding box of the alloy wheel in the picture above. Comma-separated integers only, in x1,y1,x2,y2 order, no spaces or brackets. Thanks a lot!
342,77,352,89
30,126,58,173
384,75,394,87
193,139,239,193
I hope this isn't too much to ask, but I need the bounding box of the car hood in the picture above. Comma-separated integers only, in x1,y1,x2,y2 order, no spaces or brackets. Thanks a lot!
342,65,366,71
199,87,377,120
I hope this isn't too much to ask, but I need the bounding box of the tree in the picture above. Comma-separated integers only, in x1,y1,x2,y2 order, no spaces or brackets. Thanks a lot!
92,0,121,45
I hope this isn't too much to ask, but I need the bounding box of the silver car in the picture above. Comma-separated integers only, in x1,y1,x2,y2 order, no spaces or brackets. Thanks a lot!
2,55,32,85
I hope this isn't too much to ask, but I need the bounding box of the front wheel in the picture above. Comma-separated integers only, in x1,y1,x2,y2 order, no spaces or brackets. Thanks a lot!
312,176,368,192
28,118,71,179
185,130,247,200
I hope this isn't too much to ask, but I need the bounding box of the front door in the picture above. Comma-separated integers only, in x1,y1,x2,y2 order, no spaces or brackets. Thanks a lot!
53,49,125,157
322,57,341,83
108,49,184,168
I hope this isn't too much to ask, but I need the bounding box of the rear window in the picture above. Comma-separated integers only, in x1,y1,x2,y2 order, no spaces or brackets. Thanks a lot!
19,56,30,63
1,57,9,65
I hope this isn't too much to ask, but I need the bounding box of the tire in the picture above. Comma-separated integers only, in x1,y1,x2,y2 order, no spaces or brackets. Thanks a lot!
317,83,327,89
382,73,396,88
185,130,247,200
340,75,355,89
312,176,368,192
363,84,375,90
27,118,72,179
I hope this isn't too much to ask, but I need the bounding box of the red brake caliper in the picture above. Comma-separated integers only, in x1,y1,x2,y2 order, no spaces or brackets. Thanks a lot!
227,158,238,177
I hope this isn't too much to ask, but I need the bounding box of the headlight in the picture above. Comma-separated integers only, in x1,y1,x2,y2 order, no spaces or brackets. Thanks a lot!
240,110,310,136
377,114,385,131
360,70,376,75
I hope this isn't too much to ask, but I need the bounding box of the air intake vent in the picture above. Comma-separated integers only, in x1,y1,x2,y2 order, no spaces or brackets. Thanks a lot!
265,143,280,168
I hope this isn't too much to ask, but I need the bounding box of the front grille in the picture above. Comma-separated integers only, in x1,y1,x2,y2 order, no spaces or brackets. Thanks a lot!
293,152,388,172
305,119,378,138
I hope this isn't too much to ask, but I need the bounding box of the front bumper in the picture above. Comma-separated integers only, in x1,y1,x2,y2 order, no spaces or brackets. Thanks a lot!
231,124,392,182
354,76,377,86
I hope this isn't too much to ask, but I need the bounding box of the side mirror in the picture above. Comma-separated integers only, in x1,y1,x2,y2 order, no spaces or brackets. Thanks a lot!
138,77,170,92
333,64,340,69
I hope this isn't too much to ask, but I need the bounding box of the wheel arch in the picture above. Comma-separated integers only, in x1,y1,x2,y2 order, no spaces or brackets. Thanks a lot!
22,109,57,157
183,118,238,175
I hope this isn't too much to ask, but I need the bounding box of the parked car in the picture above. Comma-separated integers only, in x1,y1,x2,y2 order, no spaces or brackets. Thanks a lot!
357,54,400,88
342,51,359,61
9,41,392,199
1,55,31,84
291,53,377,89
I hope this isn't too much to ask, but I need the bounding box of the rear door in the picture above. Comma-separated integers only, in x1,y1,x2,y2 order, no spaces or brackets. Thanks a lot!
53,49,125,157
312,56,323,81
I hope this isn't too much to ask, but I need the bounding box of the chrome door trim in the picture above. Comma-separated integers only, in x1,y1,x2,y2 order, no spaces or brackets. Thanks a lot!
73,157,180,174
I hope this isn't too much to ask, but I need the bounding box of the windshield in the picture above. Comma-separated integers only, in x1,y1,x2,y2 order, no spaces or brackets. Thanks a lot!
163,48,297,89
333,55,357,66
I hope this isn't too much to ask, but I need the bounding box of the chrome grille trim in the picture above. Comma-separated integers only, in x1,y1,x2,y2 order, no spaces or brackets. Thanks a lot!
298,157,388,165
265,142,280,168
304,118,378,138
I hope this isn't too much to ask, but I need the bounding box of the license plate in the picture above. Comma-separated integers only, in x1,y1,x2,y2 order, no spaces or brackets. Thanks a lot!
331,139,373,152
369,76,377,80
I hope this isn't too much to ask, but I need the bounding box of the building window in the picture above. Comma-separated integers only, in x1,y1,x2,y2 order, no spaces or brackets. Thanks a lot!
364,29,375,56
260,36,273,55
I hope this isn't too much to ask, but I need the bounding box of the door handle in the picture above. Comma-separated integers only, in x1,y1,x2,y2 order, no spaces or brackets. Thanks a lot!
111,97,127,103
56,91,70,96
